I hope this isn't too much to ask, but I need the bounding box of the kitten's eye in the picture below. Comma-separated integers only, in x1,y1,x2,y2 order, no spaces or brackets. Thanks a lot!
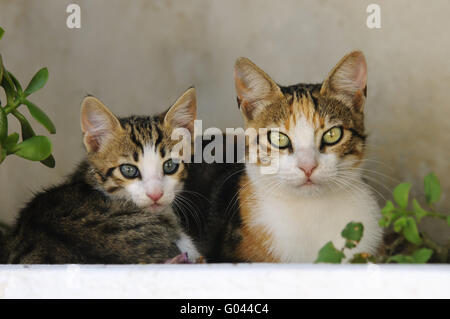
322,126,343,145
120,164,140,179
268,131,290,149
163,159,179,175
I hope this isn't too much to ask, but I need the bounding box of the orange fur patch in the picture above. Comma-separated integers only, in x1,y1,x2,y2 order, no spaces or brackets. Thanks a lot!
235,174,279,262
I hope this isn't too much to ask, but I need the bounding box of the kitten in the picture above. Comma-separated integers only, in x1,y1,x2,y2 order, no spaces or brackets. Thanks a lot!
3,88,200,264
183,52,383,262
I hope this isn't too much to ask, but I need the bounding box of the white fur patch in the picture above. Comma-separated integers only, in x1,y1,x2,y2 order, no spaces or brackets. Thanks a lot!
249,180,382,262
124,144,181,211
176,232,201,262
245,115,382,262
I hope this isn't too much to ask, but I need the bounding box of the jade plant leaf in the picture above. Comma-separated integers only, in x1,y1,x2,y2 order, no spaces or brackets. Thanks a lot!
0,55,3,84
24,100,56,134
0,107,6,142
8,71,22,93
24,67,49,96
12,110,36,140
40,154,55,168
10,135,52,161
0,148,6,163
4,132,19,150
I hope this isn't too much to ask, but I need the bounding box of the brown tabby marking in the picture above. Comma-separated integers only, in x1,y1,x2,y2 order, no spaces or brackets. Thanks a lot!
87,115,188,196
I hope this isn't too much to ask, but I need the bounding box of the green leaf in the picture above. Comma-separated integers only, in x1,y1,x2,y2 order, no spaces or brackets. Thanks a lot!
40,154,55,168
341,222,364,244
315,241,345,264
10,135,52,161
24,100,56,134
0,27,4,40
403,217,422,245
381,200,395,217
378,217,390,228
0,56,3,84
0,107,7,142
8,72,22,93
412,199,429,222
0,56,16,103
11,110,36,140
424,173,441,205
379,201,398,227
350,253,375,264
0,147,6,163
344,241,357,249
447,216,450,227
412,248,433,263
393,216,407,233
24,67,49,96
393,183,411,209
387,254,415,264
4,132,19,150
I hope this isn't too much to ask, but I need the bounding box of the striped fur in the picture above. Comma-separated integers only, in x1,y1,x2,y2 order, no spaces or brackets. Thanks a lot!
3,88,200,264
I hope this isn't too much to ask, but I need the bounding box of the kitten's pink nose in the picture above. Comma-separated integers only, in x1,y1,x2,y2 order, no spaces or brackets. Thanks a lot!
147,192,163,202
299,164,317,178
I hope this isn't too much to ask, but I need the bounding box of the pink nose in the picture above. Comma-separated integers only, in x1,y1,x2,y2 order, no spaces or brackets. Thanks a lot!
146,192,163,202
299,164,317,178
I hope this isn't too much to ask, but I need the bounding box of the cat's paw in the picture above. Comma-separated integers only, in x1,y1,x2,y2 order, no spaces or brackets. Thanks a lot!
164,252,192,264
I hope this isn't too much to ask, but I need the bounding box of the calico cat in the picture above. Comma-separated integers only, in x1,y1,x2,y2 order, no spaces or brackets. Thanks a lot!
3,88,200,264
182,51,383,262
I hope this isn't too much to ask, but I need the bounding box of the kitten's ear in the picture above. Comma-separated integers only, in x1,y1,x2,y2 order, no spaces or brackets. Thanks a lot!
320,51,367,111
80,96,122,153
234,57,283,121
164,87,197,135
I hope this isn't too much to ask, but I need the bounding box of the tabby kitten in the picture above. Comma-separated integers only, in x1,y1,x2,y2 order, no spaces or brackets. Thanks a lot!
3,88,200,264
184,51,382,262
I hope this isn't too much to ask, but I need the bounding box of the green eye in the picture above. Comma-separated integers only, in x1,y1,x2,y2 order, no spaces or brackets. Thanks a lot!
322,126,343,145
163,159,179,175
120,164,140,179
268,131,291,149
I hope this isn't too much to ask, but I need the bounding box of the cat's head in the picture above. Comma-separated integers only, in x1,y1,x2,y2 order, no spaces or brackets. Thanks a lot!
80,88,196,212
234,51,367,197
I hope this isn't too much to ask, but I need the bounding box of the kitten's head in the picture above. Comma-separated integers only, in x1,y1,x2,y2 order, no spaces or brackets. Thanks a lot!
80,88,196,212
234,51,367,197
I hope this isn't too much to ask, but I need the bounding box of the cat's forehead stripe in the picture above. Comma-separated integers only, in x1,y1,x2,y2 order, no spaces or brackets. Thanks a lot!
120,116,168,155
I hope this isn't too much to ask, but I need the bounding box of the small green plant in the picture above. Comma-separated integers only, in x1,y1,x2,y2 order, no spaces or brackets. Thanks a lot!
0,26,56,167
316,173,450,264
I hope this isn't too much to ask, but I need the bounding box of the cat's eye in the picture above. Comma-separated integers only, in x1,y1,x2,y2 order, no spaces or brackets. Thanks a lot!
322,126,343,145
268,131,291,149
120,164,140,179
163,159,179,175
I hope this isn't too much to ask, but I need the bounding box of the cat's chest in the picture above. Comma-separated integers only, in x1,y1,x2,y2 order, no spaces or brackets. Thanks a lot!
247,192,380,262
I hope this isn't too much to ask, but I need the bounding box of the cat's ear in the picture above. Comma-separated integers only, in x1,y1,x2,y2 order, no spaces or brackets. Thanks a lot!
320,51,367,111
164,87,197,135
80,96,123,153
234,57,283,121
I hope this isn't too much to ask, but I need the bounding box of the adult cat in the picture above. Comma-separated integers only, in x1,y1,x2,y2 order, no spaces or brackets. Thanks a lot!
182,52,382,262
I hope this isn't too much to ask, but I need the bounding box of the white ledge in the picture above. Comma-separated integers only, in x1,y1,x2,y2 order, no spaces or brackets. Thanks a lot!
0,264,449,298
